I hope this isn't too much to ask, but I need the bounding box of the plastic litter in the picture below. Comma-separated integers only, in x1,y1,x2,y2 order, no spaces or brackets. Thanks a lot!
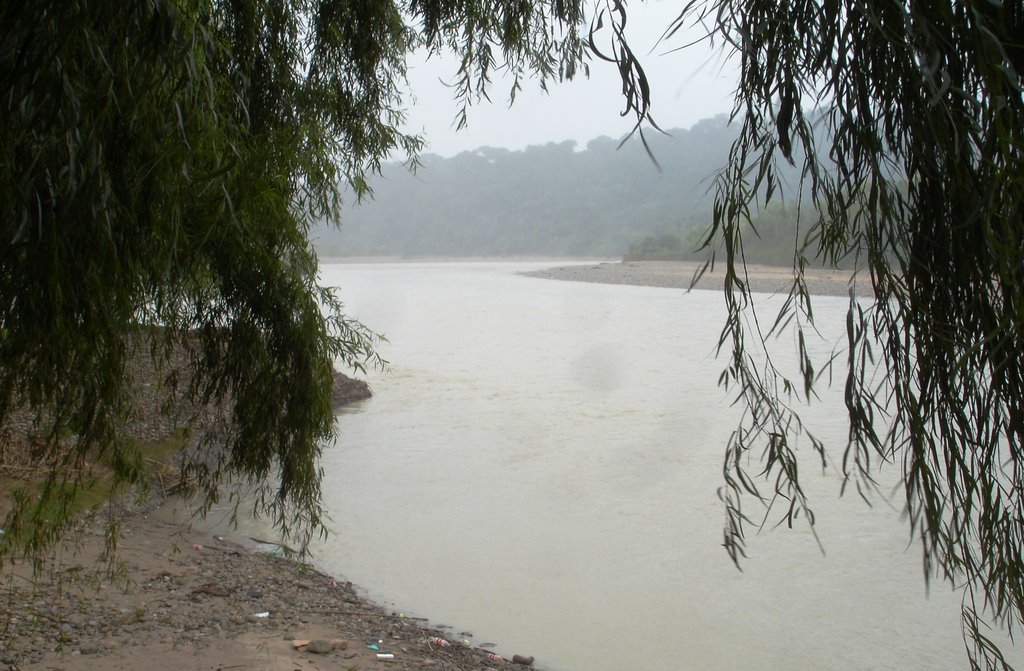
253,612,270,618
376,653,395,660
429,637,451,647
487,653,504,662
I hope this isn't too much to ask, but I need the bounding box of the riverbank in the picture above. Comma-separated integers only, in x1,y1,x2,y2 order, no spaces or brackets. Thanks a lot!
521,260,872,297
2,504,522,671
1,348,532,670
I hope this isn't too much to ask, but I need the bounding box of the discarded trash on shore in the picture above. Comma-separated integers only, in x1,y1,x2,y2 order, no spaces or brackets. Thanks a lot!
487,653,504,662
248,536,296,557
376,652,395,660
429,637,451,647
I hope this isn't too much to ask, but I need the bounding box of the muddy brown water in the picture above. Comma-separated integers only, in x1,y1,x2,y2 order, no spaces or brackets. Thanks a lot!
269,261,1017,670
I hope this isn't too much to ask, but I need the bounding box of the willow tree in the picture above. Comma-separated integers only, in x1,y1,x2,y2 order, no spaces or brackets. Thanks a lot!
635,1,1024,668
5,0,1022,664
0,0,591,564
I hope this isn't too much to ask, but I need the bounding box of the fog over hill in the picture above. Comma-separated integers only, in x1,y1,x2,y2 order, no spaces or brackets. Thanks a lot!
313,115,803,259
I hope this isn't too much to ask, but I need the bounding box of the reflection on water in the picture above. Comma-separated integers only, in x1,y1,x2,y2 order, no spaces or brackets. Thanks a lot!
305,261,1013,671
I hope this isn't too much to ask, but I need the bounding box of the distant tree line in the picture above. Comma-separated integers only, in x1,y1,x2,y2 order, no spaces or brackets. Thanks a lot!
625,201,854,267
313,115,803,258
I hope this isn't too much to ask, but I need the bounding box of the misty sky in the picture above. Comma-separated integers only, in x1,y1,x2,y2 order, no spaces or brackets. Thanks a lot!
401,1,739,157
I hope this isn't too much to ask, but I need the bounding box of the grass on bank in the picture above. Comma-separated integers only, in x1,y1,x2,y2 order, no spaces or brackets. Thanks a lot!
0,430,191,563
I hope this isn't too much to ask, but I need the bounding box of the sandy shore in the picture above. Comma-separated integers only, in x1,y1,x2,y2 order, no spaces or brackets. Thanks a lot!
1,503,529,671
521,260,872,298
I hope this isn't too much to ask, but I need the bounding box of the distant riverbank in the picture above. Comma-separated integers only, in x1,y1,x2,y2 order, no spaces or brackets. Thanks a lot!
521,260,872,298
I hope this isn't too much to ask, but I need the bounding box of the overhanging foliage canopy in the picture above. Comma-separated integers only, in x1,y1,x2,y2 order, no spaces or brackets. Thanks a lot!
648,0,1024,667
0,0,592,560
3,0,1023,667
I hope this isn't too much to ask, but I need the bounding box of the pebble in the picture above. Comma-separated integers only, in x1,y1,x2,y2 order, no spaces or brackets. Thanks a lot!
305,639,334,654
78,642,100,655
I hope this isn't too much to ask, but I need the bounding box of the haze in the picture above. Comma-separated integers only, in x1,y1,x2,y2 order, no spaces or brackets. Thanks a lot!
401,0,738,157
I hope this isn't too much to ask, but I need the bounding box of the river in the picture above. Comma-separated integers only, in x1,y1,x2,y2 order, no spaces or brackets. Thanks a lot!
303,260,1013,670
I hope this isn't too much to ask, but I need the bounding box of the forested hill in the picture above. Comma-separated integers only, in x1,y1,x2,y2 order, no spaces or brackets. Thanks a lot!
313,114,763,258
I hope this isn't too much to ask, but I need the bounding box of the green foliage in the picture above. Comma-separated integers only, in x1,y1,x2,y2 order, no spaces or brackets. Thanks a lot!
315,115,739,258
6,0,1020,665
0,0,591,565
643,0,1024,666
625,231,692,261
625,201,831,264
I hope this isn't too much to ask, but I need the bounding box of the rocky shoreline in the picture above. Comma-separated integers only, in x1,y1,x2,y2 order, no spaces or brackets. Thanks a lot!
1,508,523,671
1,352,530,671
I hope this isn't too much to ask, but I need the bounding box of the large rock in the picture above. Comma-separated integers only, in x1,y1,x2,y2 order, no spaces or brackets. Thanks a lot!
331,371,372,409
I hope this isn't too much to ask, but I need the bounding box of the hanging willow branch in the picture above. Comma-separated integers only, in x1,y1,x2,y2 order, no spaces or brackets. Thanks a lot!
595,0,1024,667
620,0,1024,667
0,0,594,568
